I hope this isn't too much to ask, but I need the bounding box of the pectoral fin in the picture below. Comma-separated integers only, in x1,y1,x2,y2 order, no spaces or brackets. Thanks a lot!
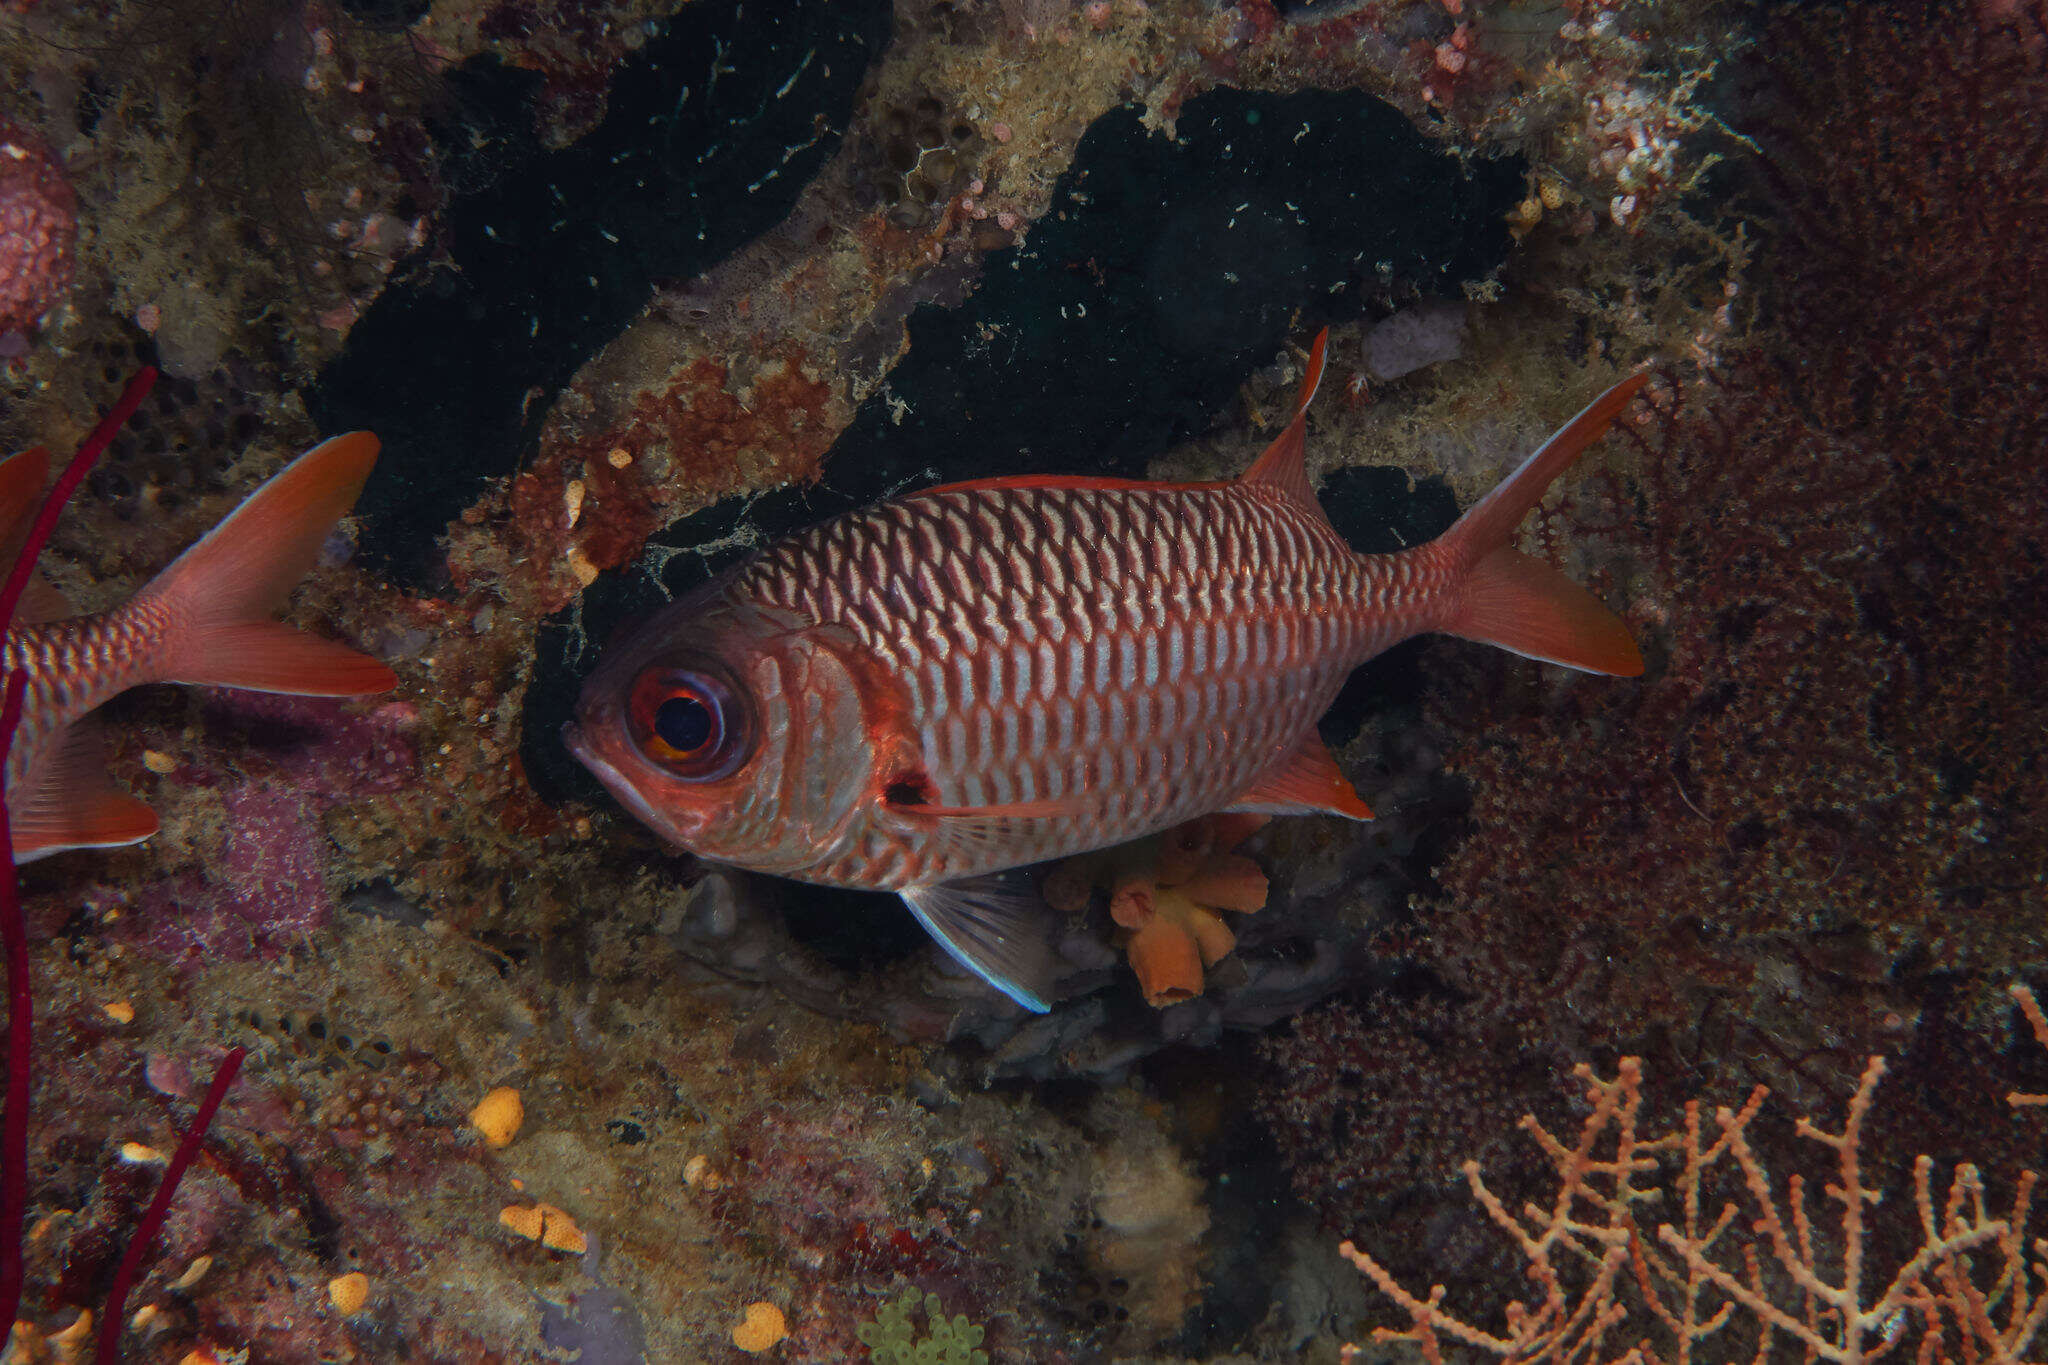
900,874,1061,1013
1223,730,1374,820
882,778,1094,866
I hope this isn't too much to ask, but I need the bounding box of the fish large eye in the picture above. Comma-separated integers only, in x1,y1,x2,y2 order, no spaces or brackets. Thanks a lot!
654,693,712,754
627,667,748,778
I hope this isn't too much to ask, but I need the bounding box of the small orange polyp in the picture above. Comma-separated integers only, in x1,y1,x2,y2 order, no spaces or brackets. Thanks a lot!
732,1302,788,1353
328,1271,370,1315
1178,854,1267,913
499,1202,586,1254
468,1086,523,1149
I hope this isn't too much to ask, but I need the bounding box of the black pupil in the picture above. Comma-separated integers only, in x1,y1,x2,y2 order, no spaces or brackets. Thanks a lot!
654,694,713,753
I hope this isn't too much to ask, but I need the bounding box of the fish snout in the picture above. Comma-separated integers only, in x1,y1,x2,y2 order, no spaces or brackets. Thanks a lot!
560,718,703,848
560,718,595,769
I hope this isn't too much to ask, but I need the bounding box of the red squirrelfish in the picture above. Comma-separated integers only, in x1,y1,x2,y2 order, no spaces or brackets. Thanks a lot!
0,423,397,861
566,332,1645,1010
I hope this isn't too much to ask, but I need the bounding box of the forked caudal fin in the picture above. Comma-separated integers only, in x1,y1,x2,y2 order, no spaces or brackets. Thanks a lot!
1435,373,1649,676
133,432,399,695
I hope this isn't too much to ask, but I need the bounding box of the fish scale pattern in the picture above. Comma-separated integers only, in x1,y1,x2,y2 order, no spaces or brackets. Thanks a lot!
3,611,159,789
736,481,1449,886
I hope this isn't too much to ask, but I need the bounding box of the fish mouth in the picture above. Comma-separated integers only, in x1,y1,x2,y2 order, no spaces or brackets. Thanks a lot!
561,720,693,848
560,719,598,772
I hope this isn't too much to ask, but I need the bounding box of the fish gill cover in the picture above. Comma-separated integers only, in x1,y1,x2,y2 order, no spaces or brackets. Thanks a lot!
519,85,1516,807
305,0,894,587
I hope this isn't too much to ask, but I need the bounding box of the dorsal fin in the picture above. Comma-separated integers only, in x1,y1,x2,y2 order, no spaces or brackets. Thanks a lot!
910,473,1224,500
1237,328,1330,517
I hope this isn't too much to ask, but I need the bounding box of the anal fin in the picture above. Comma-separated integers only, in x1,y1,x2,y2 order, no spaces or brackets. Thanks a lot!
12,718,160,862
1223,730,1374,820
900,874,1062,1013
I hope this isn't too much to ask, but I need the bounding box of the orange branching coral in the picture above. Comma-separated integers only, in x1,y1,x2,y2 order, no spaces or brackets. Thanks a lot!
1040,814,1268,1007
2008,985,2048,1110
1337,1058,1747,1365
1656,1057,2042,1365
1339,1003,2048,1365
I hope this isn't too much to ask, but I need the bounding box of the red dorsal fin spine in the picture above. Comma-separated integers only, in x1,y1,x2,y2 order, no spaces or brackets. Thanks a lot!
134,432,399,695
1434,373,1649,676
1236,328,1331,519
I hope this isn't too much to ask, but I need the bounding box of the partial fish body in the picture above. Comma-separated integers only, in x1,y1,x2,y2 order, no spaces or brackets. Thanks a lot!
566,333,1646,1010
0,432,397,861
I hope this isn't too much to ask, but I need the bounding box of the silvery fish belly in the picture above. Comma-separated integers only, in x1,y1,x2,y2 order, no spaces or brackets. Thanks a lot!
565,332,1647,1011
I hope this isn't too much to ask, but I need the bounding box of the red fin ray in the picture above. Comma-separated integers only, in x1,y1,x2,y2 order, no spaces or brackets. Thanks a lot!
911,331,1331,510
1454,547,1644,675
0,448,73,625
1223,728,1373,820
169,623,399,696
11,719,159,862
1447,373,1649,560
912,473,1231,498
1236,327,1330,518
136,432,398,695
1435,373,1649,677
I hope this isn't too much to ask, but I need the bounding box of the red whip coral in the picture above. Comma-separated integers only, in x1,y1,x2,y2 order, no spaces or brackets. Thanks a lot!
0,119,76,340
0,372,248,1363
